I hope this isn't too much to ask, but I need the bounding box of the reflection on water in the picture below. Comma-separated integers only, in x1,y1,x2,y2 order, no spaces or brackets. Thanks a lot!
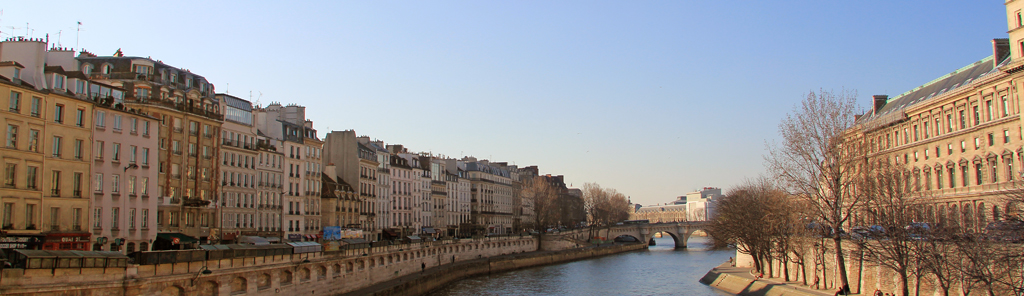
428,236,735,296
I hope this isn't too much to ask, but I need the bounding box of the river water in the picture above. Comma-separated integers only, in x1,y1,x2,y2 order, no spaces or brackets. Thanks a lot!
428,236,735,296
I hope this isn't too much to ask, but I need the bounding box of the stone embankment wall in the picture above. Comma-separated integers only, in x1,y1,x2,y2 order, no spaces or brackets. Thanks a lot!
0,236,537,296
730,240,1009,296
356,243,649,296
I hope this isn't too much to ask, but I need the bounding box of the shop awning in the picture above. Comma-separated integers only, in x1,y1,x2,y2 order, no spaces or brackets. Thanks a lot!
157,233,198,244
236,236,270,245
421,228,436,234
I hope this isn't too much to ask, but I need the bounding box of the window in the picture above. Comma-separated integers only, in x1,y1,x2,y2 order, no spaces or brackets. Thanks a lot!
72,208,81,230
111,207,119,229
73,173,82,197
28,129,38,152
129,146,137,163
111,174,120,193
986,100,993,121
74,139,83,160
961,141,966,153
52,136,62,158
6,124,17,148
54,104,64,123
141,177,148,195
50,171,60,196
1009,157,1016,181
1006,130,1011,144
143,121,150,136
2,203,12,227
93,208,101,228
94,174,103,193
30,97,40,117
113,114,121,131
989,134,995,146
25,204,34,229
130,118,137,133
976,163,984,185
975,137,980,149
26,166,37,190
189,121,198,135
142,148,149,165
1003,95,1010,117
76,109,84,127
9,91,21,113
959,110,966,129
936,170,943,189
112,143,121,161
50,208,59,230
128,176,136,195
95,141,104,159
96,111,105,128
973,106,980,125
141,209,148,228
128,209,136,229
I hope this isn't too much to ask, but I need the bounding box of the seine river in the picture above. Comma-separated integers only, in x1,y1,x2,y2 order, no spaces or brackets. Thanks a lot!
428,236,735,296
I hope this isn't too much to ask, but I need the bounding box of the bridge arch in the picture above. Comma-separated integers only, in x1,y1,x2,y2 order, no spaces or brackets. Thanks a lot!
602,222,705,249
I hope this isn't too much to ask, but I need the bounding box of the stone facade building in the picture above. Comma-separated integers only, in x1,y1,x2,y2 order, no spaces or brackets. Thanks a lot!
77,53,222,248
216,94,260,243
254,103,321,242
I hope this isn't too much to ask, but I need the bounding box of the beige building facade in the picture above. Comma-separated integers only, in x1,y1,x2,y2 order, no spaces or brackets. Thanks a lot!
851,2,1024,229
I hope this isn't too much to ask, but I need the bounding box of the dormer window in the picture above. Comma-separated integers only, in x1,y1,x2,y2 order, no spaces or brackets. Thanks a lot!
13,68,20,79
132,64,151,75
185,78,192,88
101,64,112,74
53,74,66,89
81,64,92,75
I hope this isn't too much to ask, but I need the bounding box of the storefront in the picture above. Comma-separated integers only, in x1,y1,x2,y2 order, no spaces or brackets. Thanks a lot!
0,235,44,250
42,233,90,251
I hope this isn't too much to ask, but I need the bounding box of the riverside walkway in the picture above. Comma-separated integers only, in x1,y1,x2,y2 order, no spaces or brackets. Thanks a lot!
701,262,839,296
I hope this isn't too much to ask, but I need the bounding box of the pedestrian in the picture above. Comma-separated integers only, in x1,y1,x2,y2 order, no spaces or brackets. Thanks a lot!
421,262,425,273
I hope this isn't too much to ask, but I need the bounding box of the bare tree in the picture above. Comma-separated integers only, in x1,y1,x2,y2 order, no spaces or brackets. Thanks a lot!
582,183,631,240
521,175,558,234
708,178,790,275
766,88,863,290
859,161,927,296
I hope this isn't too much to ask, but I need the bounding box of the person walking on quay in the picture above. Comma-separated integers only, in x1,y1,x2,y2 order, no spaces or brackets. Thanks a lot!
421,262,426,273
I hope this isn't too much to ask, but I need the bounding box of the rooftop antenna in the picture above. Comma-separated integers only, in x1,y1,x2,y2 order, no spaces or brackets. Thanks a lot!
225,83,229,94
75,21,82,50
256,91,263,106
55,30,62,47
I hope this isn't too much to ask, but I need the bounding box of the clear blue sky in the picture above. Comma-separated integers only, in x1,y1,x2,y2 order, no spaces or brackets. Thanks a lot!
1,1,1007,206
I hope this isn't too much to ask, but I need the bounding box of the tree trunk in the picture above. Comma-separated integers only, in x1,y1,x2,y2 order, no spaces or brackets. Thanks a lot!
898,269,909,296
833,236,849,290
783,256,791,282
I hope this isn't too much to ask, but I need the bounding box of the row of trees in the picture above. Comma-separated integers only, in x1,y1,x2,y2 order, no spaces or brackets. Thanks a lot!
710,89,1024,296
582,183,632,239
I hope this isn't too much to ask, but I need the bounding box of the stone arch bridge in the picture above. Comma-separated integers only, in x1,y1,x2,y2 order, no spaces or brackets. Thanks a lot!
604,222,709,249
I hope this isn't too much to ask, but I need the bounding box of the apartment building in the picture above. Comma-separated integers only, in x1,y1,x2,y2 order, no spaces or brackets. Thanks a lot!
78,53,222,249
215,94,260,243
254,103,321,242
463,157,515,235
1,39,98,251
90,104,159,253
255,130,284,241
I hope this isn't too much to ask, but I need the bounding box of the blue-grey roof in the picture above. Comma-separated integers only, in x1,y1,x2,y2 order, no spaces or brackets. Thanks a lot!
858,55,1010,131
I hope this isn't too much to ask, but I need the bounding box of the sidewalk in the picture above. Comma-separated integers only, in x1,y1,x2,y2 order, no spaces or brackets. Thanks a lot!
701,262,845,296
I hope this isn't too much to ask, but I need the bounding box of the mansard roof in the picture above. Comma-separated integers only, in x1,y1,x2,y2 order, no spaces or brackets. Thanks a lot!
857,54,1011,130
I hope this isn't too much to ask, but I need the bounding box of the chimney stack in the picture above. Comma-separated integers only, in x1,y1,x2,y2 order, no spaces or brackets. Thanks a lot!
873,95,889,115
993,38,1010,68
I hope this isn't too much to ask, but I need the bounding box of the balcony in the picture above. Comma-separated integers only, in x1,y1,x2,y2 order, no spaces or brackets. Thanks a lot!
50,189,60,197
